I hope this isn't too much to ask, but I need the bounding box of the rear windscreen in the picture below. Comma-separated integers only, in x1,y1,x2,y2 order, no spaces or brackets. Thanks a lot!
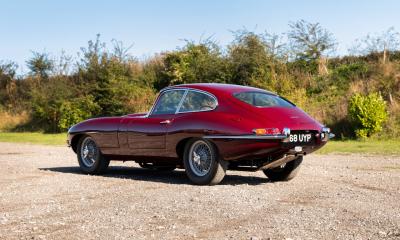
234,92,294,107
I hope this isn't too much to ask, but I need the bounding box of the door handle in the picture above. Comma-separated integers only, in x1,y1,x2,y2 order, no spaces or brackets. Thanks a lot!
160,120,171,124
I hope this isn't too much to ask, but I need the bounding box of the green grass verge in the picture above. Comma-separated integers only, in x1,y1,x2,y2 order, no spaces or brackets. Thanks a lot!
316,140,400,155
0,132,67,145
0,132,399,155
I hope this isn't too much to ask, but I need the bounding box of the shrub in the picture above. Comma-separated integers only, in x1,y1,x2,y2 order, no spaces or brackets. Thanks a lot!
58,96,100,131
0,111,29,131
329,62,369,92
348,92,388,138
332,62,369,80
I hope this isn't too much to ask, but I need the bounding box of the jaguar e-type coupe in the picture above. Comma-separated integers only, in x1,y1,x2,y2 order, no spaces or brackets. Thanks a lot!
67,83,334,185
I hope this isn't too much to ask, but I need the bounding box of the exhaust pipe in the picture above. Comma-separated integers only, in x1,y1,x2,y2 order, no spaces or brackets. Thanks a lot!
258,154,298,170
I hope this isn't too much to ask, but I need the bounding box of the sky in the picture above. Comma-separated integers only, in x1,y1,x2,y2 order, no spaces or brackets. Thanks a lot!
1,0,400,73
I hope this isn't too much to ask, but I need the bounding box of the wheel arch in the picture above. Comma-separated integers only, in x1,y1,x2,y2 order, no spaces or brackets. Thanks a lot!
70,133,85,153
176,137,191,161
176,137,220,161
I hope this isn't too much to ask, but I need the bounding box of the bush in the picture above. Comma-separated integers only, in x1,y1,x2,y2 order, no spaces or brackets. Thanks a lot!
330,62,369,90
0,111,29,131
332,62,369,79
348,92,388,138
58,96,100,131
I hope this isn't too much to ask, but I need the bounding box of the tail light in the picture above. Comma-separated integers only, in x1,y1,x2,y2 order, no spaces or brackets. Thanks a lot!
253,128,280,135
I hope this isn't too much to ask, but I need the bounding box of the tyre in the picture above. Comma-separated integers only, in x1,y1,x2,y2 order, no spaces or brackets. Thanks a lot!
183,138,227,185
77,135,110,174
263,156,303,181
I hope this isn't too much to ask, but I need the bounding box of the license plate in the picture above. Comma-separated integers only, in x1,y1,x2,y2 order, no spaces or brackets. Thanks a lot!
289,133,312,143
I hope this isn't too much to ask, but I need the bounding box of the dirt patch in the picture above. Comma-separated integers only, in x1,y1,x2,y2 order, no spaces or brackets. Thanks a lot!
0,142,399,239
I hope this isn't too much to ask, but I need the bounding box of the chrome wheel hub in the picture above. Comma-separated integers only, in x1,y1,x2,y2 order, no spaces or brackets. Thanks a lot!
189,140,212,177
80,137,98,168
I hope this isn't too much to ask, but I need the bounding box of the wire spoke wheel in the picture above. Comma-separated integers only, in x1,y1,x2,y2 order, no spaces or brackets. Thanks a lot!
76,135,109,174
80,137,99,168
184,138,227,185
188,140,213,177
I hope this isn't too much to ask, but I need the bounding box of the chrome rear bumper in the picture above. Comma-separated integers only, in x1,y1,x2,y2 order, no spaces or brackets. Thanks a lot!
204,127,334,141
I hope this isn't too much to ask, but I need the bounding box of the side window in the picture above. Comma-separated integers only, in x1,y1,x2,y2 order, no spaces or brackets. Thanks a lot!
152,90,185,115
179,91,217,112
234,92,294,108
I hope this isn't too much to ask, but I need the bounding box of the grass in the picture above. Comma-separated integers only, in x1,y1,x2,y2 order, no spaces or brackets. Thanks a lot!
0,132,399,155
0,111,29,131
0,132,67,145
316,139,400,155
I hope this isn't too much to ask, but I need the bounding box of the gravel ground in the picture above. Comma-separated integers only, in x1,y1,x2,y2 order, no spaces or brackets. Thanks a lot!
0,142,399,240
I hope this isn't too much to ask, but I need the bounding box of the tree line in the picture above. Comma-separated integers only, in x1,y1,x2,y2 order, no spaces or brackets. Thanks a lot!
1,20,399,138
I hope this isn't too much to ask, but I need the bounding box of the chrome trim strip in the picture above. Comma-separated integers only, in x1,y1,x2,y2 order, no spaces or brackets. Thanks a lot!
176,88,219,114
322,127,331,133
147,88,187,117
163,87,218,105
282,127,291,136
204,135,287,140
175,90,188,114
69,131,101,134
175,88,218,114
146,87,219,117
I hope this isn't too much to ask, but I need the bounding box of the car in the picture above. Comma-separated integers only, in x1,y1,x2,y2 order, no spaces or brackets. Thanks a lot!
67,83,334,185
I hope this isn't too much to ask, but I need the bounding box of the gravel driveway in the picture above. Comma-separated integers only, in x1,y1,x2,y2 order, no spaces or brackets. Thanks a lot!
0,142,399,240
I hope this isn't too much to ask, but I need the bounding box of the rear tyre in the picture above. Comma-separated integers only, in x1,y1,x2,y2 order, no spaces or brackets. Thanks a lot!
77,135,110,174
263,156,303,181
183,138,227,185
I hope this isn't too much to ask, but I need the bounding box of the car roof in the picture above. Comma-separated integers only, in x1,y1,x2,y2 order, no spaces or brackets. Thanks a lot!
163,83,277,96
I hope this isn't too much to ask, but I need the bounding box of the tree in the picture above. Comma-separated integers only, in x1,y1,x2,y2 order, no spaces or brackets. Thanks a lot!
263,32,288,60
0,61,18,109
53,50,73,76
263,32,289,85
155,40,229,90
228,30,276,89
350,27,400,63
26,52,53,79
77,35,155,116
288,20,336,74
29,75,77,132
77,35,125,116
111,39,134,62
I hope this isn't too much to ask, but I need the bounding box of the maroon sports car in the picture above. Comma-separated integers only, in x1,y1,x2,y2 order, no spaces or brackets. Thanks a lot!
67,83,334,185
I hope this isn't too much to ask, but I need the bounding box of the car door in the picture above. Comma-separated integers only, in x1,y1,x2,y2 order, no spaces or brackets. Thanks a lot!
164,89,219,156
126,89,186,150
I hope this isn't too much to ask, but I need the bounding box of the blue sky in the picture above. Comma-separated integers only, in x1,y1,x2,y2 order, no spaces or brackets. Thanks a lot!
2,0,400,73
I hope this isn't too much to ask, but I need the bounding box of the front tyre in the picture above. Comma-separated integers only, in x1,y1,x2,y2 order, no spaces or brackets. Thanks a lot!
183,138,227,185
263,156,303,181
77,135,110,174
